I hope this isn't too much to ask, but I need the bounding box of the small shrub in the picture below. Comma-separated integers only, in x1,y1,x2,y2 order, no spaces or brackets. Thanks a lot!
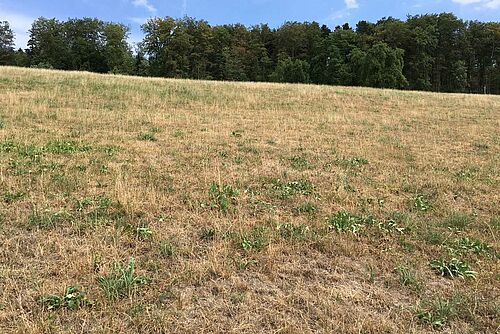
43,140,91,154
378,217,407,234
269,178,315,200
97,258,150,300
430,258,476,279
417,297,459,328
39,286,91,311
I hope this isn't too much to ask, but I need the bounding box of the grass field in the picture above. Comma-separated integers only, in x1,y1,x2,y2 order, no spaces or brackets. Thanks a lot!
0,66,498,333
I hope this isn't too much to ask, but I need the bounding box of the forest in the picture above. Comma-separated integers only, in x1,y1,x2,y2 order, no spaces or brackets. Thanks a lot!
0,13,499,94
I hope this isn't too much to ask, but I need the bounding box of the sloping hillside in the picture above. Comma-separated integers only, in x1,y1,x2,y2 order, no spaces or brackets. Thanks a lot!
0,66,498,333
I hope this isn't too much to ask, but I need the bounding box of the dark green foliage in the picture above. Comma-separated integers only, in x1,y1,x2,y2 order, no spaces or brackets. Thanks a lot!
1,11,496,93
0,21,15,65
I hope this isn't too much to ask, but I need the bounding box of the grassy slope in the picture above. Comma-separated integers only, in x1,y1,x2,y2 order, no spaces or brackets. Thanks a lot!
0,66,498,333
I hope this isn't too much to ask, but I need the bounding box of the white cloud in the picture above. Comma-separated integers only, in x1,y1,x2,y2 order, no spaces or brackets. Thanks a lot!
451,0,500,8
484,0,500,8
132,0,157,13
0,9,34,48
344,0,359,9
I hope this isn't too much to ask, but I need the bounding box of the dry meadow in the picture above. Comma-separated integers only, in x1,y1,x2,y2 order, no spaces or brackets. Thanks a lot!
0,66,499,333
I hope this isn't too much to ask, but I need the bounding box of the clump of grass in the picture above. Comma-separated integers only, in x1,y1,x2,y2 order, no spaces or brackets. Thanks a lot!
277,223,309,240
231,227,268,252
39,286,92,311
138,132,157,141
28,208,69,229
268,178,315,200
3,191,26,204
326,211,372,234
209,183,239,214
417,297,460,328
430,258,476,279
378,217,407,234
159,239,176,257
200,227,216,241
97,258,150,300
43,140,92,154
412,194,431,212
136,226,153,239
294,202,318,215
231,129,243,138
334,156,369,168
444,213,471,230
395,266,423,291
289,155,310,170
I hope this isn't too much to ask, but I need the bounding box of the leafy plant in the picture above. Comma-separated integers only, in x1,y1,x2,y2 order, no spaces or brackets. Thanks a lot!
269,178,315,200
430,258,476,279
138,132,157,141
452,237,490,254
278,223,309,240
232,227,268,252
209,183,239,214
334,157,369,168
417,297,459,328
39,286,91,311
136,226,153,239
97,258,150,300
412,194,430,212
326,211,371,234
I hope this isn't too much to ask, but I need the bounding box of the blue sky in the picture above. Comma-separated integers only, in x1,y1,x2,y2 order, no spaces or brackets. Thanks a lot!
1,0,499,48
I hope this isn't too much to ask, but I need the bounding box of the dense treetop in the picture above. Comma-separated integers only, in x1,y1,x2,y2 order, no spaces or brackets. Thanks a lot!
0,13,499,94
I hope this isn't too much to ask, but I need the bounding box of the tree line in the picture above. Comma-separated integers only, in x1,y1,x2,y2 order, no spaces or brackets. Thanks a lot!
0,13,499,94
